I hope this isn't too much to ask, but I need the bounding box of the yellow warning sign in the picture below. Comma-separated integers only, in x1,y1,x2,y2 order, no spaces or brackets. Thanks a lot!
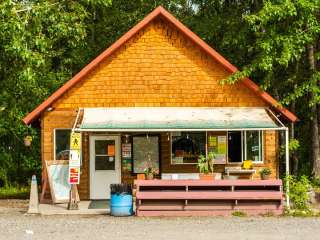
70,132,81,150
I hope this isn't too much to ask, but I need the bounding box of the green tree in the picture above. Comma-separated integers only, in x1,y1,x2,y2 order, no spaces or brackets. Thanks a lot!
0,0,89,186
178,0,320,177
1,0,319,186
242,0,320,177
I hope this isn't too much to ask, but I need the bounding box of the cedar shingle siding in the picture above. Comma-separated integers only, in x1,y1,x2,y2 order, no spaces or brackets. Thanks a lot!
42,19,278,200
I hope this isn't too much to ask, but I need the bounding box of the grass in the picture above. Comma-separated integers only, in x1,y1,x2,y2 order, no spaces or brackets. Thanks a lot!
0,186,30,199
232,211,247,217
283,207,317,217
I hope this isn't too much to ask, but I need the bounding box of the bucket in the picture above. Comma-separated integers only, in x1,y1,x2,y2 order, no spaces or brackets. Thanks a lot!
110,184,133,216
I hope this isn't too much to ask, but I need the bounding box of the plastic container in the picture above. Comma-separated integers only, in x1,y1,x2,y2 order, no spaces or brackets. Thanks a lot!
110,184,133,216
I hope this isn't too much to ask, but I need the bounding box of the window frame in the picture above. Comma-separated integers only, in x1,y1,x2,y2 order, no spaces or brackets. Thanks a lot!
169,130,264,165
227,130,264,164
53,128,72,161
243,130,264,164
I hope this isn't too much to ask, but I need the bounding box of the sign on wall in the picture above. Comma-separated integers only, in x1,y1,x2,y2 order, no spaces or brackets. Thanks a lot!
133,136,159,173
69,167,80,184
70,132,81,150
122,143,132,158
208,133,227,164
69,132,81,184
122,143,132,172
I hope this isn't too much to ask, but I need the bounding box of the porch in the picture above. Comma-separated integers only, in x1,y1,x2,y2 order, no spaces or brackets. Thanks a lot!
68,107,289,200
38,179,284,216
44,106,290,217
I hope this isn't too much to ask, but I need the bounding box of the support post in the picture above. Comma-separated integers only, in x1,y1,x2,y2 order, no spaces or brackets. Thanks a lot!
68,185,79,210
285,127,290,208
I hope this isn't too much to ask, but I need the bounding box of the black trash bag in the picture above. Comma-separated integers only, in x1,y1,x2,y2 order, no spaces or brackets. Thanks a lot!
110,183,132,195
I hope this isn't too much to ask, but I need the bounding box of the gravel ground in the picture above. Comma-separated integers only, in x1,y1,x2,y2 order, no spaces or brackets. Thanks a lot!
1,200,320,240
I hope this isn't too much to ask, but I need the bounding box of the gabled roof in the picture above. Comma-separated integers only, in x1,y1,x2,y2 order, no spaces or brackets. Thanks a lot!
23,6,298,124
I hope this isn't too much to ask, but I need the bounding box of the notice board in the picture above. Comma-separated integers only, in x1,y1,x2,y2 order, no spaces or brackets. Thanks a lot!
45,160,71,203
133,136,159,173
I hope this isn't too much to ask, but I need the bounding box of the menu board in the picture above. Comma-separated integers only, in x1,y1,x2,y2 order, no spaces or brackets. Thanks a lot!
208,133,227,164
45,160,71,203
133,136,159,173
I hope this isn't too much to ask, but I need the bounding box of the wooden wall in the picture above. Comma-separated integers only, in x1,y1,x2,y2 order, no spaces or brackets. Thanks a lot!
52,19,266,109
40,17,278,200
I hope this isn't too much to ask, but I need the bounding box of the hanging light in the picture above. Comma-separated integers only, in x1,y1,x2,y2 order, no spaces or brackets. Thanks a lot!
24,135,32,147
167,132,170,141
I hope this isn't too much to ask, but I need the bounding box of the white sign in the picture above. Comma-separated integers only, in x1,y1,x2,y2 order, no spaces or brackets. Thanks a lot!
69,150,81,167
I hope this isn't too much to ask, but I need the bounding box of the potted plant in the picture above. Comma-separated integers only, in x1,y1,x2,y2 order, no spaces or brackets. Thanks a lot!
144,167,158,180
197,153,215,180
259,168,272,180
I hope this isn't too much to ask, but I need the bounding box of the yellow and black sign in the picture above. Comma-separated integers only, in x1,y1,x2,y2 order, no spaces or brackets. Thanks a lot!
70,132,81,150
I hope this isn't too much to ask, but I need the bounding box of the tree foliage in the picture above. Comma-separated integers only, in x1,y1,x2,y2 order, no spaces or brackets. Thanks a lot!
0,0,319,186
0,0,89,186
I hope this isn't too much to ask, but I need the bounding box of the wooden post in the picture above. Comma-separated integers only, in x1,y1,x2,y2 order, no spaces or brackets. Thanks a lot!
285,128,290,208
68,185,79,210
40,177,47,203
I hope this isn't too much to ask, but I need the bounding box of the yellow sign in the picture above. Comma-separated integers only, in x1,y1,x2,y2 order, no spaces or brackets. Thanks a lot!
217,136,226,154
208,136,217,147
70,132,81,150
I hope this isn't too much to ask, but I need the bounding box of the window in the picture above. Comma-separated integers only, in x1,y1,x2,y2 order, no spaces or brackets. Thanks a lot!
228,131,242,163
227,131,263,163
244,131,263,162
54,129,71,160
171,132,206,164
95,139,116,170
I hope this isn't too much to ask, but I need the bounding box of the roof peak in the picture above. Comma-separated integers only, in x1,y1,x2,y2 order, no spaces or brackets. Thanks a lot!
23,6,297,124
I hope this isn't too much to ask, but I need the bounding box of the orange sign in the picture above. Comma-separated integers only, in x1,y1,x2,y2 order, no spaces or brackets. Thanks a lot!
68,167,80,184
108,145,115,156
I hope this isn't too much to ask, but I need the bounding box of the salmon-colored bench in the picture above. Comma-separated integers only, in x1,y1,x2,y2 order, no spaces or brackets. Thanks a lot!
134,179,284,216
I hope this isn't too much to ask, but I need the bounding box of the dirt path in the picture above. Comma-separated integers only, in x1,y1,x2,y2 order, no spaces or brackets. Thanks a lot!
0,200,320,240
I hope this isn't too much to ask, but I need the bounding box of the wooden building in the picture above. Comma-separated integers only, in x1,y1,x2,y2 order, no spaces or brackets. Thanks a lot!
24,7,297,215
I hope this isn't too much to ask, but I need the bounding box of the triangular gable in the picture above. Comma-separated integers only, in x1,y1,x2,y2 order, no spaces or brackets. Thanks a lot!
23,6,297,124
